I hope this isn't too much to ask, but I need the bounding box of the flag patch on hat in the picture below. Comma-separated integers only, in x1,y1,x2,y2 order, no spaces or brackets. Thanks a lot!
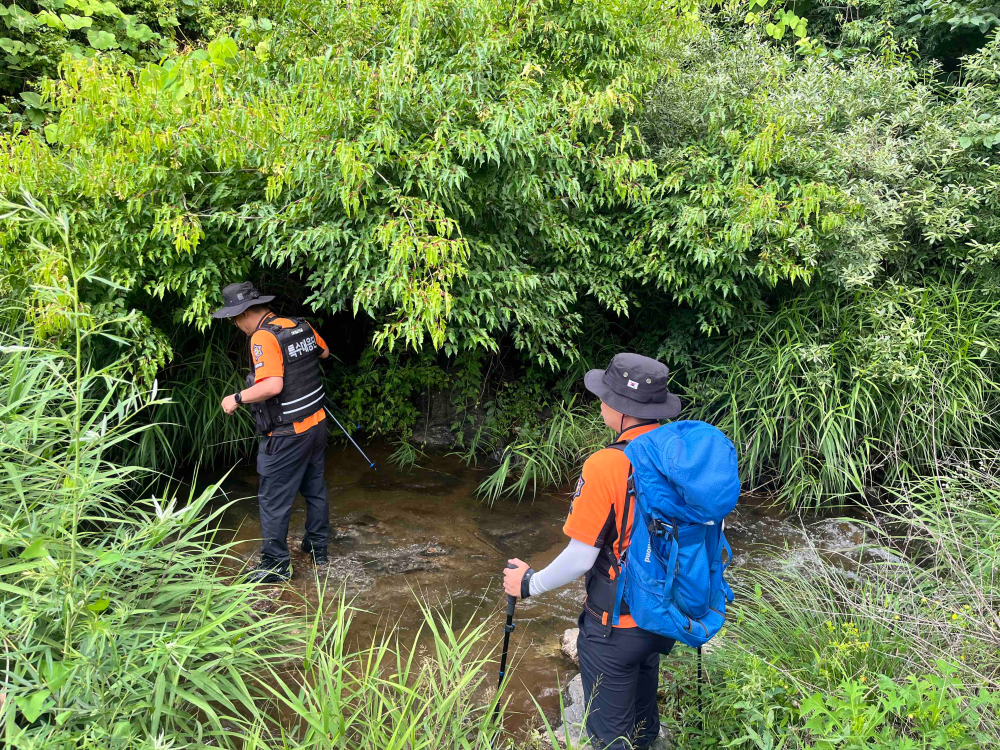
627,379,639,389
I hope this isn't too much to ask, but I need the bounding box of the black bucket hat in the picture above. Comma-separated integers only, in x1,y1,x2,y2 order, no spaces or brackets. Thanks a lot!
211,282,276,319
584,353,682,420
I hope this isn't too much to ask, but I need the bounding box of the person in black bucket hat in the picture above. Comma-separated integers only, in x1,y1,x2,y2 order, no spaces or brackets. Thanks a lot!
584,352,682,427
501,353,680,750
213,281,332,584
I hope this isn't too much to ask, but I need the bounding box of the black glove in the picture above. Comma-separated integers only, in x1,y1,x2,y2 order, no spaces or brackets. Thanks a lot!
520,568,535,599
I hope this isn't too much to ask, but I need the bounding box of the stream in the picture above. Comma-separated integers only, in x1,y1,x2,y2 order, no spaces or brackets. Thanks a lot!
204,439,872,732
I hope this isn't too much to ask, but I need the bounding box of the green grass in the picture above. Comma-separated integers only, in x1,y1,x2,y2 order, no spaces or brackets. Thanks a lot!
686,280,1000,509
0,205,295,747
136,326,258,469
475,397,607,504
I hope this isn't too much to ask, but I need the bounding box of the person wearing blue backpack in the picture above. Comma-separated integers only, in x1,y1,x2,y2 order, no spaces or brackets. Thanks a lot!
504,353,740,749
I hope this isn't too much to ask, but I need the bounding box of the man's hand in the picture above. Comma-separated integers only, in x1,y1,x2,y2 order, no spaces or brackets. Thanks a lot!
221,394,239,415
503,558,530,598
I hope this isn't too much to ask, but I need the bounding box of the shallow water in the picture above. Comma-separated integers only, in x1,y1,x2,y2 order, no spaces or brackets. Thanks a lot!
205,439,867,731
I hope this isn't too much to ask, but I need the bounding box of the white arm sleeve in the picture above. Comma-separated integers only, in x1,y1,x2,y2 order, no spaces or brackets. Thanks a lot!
528,538,600,597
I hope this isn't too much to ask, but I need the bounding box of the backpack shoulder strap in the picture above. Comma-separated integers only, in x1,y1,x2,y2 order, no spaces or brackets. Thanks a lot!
602,438,636,565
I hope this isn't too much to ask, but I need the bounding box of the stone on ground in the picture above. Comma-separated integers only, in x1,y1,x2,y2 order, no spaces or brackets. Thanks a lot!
549,672,671,748
560,627,579,664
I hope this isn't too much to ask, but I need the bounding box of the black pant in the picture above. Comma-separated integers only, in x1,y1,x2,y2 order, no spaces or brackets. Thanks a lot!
576,611,675,750
256,424,328,562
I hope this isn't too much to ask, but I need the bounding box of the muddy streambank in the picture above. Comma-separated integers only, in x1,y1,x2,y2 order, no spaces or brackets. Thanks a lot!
203,440,874,733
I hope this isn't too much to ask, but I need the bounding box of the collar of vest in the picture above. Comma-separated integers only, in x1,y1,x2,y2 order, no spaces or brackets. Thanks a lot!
608,420,659,447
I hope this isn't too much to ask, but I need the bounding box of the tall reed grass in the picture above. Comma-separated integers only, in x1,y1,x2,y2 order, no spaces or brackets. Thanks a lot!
137,327,258,468
0,203,295,747
687,280,1000,508
0,200,541,749
476,398,607,503
244,595,513,749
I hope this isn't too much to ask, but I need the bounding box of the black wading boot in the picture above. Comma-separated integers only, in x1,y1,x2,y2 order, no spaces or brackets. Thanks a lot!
244,556,291,584
301,538,328,567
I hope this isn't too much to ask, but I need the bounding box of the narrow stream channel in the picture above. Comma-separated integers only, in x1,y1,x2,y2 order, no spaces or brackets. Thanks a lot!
203,439,868,733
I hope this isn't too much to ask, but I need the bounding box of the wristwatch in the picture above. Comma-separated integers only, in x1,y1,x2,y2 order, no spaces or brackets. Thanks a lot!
233,392,243,405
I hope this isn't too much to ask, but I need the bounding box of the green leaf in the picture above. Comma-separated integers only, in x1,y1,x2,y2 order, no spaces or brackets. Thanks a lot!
126,21,156,42
86,28,119,50
20,91,44,108
59,12,92,29
958,137,973,149
87,595,110,612
37,10,65,28
39,660,71,690
207,35,238,66
95,550,122,567
0,37,26,55
21,539,48,559
15,690,51,723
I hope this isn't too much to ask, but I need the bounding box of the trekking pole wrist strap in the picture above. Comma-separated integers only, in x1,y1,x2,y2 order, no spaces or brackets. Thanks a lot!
520,568,535,599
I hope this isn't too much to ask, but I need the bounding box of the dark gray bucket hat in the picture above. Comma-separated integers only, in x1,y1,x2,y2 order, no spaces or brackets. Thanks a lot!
211,282,276,319
584,353,682,420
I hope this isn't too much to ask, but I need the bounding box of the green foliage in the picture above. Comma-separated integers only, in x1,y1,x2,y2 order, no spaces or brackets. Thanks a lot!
248,597,510,749
137,325,256,467
0,199,545,750
0,207,292,747
0,0,224,108
1,0,693,366
744,0,809,43
661,460,1000,748
334,347,446,439
802,669,1000,748
638,26,1000,327
476,396,606,503
687,280,1000,507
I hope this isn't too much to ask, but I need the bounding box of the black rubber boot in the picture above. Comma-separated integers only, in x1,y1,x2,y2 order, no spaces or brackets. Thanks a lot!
244,556,291,584
302,538,327,567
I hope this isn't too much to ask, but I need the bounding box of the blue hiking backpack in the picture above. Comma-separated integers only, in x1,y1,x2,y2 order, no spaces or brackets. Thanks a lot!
611,421,740,648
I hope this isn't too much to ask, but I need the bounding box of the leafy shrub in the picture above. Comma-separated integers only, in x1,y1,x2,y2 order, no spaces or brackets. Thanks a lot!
1,0,690,365
802,670,1000,748
0,0,223,112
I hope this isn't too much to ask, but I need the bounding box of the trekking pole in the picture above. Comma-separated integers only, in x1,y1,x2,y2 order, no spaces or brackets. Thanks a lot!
492,564,518,731
323,405,376,469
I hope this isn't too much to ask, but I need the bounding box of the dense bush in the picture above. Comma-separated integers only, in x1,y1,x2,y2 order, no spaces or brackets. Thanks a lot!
1,0,692,366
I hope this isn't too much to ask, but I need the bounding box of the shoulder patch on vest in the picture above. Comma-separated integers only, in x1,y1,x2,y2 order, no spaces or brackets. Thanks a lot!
253,343,263,360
